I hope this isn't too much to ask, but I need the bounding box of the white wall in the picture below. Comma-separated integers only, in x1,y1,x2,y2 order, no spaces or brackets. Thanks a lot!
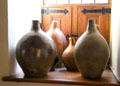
0,0,79,86
7,0,42,75
111,0,120,82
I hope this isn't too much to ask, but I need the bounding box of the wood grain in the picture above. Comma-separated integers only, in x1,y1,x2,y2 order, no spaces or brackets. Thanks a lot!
42,7,72,35
2,70,120,86
77,5,110,43
41,4,110,44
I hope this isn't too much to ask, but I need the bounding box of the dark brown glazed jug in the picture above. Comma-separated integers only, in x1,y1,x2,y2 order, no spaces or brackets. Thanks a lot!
62,37,78,72
16,20,56,78
74,19,110,79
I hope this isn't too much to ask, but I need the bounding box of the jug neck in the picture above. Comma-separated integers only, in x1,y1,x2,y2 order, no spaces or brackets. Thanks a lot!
87,19,97,33
50,20,58,31
69,37,76,46
31,20,41,32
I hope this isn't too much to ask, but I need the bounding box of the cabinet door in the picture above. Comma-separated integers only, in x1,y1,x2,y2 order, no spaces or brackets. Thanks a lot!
77,5,110,43
42,7,72,35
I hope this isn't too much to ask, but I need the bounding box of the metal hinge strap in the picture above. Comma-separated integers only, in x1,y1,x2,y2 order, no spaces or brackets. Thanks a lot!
82,7,111,14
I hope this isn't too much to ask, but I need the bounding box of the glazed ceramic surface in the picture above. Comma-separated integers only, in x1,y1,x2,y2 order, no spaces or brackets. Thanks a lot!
47,20,68,68
74,19,110,79
62,37,78,72
47,20,68,56
16,20,56,78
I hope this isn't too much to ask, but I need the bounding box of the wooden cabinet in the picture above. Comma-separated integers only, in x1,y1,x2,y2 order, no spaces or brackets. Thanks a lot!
42,4,111,43
77,5,110,43
42,7,72,35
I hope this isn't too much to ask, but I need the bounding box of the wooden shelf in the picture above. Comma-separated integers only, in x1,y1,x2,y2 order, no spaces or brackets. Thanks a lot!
2,70,120,86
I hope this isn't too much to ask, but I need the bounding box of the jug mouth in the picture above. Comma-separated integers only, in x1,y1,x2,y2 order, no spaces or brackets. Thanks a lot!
31,20,40,32
86,19,98,33
88,19,95,24
32,20,39,23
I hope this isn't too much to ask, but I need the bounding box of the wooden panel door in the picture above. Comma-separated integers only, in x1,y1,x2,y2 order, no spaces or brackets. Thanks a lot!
41,4,110,43
42,7,72,35
77,5,110,43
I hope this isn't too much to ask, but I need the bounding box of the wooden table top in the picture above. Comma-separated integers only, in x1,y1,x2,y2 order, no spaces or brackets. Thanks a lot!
2,70,120,86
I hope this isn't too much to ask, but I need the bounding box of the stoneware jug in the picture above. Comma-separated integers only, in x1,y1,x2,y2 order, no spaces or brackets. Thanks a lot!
47,20,68,56
47,20,68,68
16,20,56,78
62,37,78,72
74,19,110,79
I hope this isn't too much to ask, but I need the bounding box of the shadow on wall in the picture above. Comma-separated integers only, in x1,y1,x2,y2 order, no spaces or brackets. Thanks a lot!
117,18,120,81
9,47,23,75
